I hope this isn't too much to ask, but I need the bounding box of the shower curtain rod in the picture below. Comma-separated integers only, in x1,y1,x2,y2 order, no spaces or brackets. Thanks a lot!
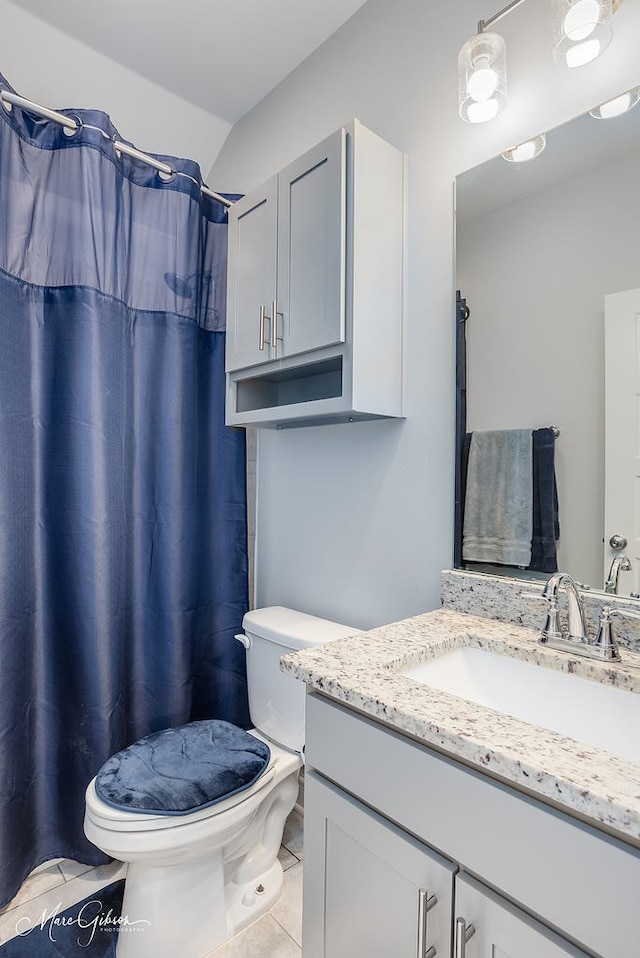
0,88,234,209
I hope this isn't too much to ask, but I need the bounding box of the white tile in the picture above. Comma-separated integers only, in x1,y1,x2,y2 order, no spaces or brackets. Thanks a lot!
277,846,298,871
271,861,302,946
282,808,304,859
0,860,126,945
32,859,64,874
208,913,300,958
58,861,127,905
0,863,65,916
57,860,95,882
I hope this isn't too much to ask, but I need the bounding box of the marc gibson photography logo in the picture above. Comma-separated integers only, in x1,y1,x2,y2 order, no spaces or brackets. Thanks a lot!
15,897,151,948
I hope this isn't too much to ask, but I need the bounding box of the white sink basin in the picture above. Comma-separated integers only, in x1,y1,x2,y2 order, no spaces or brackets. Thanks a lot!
403,647,640,764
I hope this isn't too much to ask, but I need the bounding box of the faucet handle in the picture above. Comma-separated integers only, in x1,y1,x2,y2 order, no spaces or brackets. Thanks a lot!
593,607,620,661
519,589,563,639
540,593,563,642
591,605,640,662
609,605,640,622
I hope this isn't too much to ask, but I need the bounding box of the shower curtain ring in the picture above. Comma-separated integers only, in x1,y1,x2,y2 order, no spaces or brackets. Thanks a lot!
63,115,82,137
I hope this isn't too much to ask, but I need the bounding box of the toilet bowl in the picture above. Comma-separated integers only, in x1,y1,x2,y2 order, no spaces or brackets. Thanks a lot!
84,606,361,958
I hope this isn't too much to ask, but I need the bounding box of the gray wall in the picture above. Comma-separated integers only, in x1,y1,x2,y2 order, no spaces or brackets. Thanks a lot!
211,0,640,630
0,0,230,168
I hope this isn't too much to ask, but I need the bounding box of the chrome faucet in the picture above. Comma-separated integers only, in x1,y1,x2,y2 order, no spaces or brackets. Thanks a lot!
604,554,632,594
525,571,640,662
539,572,589,649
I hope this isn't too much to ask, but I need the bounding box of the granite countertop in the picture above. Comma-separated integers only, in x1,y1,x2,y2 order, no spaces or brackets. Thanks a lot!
280,608,640,847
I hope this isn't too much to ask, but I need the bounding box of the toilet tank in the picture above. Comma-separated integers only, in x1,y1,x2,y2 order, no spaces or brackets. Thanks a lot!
237,606,362,753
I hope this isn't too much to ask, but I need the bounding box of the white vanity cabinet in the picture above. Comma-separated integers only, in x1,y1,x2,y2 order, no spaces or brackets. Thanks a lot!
225,119,404,428
303,692,638,958
304,771,455,958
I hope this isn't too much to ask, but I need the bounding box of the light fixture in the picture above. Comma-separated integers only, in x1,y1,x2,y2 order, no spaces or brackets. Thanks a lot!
459,0,619,124
502,134,547,162
552,0,613,68
458,31,507,124
588,87,640,118
458,0,526,124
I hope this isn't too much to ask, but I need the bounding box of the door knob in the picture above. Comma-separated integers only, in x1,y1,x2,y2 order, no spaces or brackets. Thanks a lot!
609,534,628,550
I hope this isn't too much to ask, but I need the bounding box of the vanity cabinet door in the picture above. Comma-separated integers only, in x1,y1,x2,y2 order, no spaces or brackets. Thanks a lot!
304,770,456,958
454,874,590,958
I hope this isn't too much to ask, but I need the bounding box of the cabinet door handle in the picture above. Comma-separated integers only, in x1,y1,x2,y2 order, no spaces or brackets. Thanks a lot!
454,917,475,958
271,300,283,350
258,304,267,351
417,888,438,958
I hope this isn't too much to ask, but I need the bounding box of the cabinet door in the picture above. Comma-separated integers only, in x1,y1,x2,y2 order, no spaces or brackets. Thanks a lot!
454,874,590,958
276,127,346,359
304,771,455,958
226,177,278,371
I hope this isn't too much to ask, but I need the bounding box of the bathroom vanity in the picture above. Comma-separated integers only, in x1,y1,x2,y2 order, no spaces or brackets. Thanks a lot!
281,606,640,958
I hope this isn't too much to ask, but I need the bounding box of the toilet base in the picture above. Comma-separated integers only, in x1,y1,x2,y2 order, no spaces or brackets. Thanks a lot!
222,858,285,943
111,769,300,958
115,855,285,958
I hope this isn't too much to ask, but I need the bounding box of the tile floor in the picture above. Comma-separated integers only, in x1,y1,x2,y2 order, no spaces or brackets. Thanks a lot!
0,807,304,958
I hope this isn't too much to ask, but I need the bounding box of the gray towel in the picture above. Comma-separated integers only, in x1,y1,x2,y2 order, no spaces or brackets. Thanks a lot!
463,429,533,566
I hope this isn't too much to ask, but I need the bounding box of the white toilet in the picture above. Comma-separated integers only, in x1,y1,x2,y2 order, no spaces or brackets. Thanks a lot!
84,606,359,958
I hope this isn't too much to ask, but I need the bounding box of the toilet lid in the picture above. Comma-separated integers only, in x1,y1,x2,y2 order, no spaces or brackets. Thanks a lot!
94,719,271,815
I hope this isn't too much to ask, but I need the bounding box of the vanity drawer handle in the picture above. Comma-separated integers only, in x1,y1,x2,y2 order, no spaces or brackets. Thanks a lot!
417,888,437,958
454,916,475,958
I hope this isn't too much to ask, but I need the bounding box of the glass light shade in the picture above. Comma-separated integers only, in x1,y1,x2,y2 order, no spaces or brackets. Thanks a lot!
458,32,507,123
502,134,547,162
588,88,640,118
552,0,613,67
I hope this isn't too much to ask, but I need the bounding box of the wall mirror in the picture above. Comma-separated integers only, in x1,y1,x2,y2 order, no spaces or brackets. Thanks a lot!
455,87,640,598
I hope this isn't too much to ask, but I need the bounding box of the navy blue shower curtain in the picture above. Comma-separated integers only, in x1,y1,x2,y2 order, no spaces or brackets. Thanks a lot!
0,74,250,907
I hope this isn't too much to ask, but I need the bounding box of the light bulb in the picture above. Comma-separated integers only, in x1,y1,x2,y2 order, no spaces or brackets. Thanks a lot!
563,0,600,39
468,65,499,102
599,93,631,117
589,88,640,118
565,37,600,66
467,99,500,123
502,134,546,162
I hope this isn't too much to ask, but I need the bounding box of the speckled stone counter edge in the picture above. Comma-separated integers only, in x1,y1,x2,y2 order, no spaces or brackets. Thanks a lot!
282,605,640,846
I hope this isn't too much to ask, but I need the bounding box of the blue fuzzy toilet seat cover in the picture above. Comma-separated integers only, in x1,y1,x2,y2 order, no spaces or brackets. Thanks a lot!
94,719,271,815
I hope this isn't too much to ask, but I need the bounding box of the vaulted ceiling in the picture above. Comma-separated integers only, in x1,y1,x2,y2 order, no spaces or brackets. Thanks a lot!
7,0,369,124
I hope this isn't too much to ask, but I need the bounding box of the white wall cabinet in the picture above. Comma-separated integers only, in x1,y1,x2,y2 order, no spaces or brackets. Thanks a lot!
225,120,404,428
226,130,346,373
225,177,279,372
303,692,638,958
